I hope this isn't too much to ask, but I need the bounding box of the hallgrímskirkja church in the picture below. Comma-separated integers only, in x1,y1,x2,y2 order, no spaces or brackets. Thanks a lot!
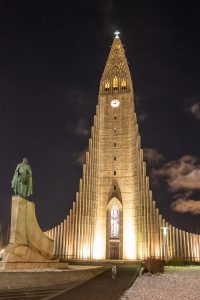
46,34,200,261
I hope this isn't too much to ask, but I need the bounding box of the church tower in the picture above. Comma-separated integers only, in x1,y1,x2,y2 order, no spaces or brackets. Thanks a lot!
94,33,139,259
46,34,200,261
93,34,138,259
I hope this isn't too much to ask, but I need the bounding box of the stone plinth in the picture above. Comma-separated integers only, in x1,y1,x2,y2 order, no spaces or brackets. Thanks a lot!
2,196,63,269
0,261,68,270
0,266,104,291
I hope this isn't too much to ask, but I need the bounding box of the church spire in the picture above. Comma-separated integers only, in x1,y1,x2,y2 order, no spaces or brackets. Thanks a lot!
99,33,133,95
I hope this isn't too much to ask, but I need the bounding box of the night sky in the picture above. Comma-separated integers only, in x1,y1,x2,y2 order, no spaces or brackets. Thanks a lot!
0,0,200,241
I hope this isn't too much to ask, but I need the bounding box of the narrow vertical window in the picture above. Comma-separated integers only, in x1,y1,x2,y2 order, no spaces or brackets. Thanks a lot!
113,76,118,90
111,204,119,239
105,80,110,91
114,156,116,161
114,171,116,175
114,143,116,147
121,79,126,90
114,185,116,190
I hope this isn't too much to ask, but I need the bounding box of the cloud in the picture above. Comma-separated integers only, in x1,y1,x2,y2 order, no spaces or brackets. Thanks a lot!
73,148,88,166
102,0,118,33
137,112,147,122
173,191,193,200
66,119,90,137
153,155,200,191
135,94,141,104
190,102,200,120
64,88,93,108
76,150,86,165
171,199,200,215
184,99,200,120
135,94,147,122
143,148,164,166
152,155,200,214
75,119,90,136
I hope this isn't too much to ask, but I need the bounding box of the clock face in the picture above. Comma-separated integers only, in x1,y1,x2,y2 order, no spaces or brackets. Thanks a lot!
111,99,120,108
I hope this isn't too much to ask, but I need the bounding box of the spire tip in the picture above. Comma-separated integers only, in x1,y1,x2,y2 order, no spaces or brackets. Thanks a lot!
114,31,120,38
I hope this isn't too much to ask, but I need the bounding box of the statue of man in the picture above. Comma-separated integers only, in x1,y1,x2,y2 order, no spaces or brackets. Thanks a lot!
12,158,33,198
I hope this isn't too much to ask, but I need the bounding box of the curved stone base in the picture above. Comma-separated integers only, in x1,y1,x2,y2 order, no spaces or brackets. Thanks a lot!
0,266,104,290
0,261,68,270
3,196,54,265
3,244,52,263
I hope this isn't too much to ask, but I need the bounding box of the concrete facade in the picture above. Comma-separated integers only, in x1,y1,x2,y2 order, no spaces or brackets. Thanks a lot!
45,37,200,261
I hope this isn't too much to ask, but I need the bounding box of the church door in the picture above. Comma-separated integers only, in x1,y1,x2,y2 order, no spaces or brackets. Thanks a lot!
110,242,119,259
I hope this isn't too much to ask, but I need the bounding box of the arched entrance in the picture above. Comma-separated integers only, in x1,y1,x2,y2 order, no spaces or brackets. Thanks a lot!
106,197,123,259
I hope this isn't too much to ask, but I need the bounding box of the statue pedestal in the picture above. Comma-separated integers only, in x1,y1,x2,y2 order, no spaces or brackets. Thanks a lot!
1,196,68,270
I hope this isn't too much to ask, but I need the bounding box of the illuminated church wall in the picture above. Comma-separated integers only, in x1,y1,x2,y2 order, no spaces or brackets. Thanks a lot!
45,36,200,261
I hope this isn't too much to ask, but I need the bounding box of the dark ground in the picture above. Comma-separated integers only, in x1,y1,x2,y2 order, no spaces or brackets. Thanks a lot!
0,264,139,300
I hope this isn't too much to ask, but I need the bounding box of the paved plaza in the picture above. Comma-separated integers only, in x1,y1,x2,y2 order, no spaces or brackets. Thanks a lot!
0,266,138,300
